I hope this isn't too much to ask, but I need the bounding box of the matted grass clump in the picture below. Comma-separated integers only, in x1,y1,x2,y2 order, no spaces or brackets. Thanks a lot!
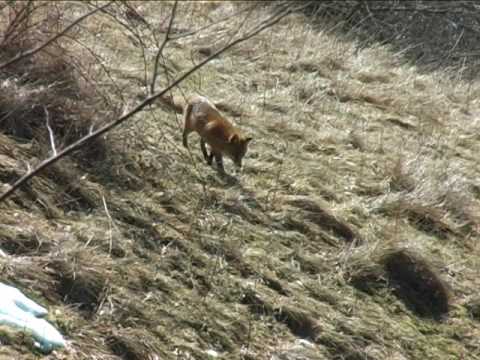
348,246,451,320
382,249,451,320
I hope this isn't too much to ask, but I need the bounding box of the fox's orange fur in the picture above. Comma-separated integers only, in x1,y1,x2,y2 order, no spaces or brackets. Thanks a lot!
182,95,252,172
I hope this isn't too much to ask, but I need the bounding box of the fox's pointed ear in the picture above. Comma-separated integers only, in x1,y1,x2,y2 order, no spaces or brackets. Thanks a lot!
229,134,239,143
245,137,253,144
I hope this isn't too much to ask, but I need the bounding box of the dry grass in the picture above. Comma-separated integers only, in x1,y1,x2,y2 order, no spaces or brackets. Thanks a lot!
1,1,480,359
303,1,480,80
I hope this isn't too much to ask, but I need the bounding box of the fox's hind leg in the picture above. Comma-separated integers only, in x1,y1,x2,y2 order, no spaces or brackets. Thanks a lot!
204,143,214,166
182,129,191,148
206,152,214,166
200,138,210,162
182,103,193,149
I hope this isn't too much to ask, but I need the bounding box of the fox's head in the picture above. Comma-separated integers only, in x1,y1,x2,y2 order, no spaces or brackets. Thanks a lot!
227,133,253,168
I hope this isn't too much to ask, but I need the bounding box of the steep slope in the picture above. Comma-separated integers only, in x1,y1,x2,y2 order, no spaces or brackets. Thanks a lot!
1,2,480,359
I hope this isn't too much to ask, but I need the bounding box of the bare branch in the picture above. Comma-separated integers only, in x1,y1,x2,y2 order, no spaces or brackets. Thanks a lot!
1,0,36,46
0,4,294,204
221,3,257,48
169,2,260,41
60,34,126,107
95,1,148,47
0,1,113,70
150,0,178,95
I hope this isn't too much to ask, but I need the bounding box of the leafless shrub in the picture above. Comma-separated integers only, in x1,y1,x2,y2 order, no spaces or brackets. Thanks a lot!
0,2,109,161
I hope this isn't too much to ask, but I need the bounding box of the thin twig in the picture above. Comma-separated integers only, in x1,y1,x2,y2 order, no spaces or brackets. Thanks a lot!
101,194,114,255
0,4,294,204
44,107,57,156
150,0,178,95
0,1,113,70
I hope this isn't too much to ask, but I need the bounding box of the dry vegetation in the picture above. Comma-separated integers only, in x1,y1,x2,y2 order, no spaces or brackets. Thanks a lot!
1,1,480,359
303,0,480,80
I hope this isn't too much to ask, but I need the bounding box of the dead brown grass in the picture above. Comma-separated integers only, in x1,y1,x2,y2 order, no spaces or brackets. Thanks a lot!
1,1,480,359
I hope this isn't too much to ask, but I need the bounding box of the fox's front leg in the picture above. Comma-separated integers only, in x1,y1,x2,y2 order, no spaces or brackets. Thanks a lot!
214,152,224,173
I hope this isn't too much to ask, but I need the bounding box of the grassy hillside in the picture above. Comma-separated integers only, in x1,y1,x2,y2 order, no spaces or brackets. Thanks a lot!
1,1,480,359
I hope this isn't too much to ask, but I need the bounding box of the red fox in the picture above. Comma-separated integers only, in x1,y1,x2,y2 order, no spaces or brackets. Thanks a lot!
182,95,252,172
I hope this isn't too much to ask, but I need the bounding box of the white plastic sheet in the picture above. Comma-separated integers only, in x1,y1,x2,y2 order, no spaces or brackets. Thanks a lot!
0,282,65,353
